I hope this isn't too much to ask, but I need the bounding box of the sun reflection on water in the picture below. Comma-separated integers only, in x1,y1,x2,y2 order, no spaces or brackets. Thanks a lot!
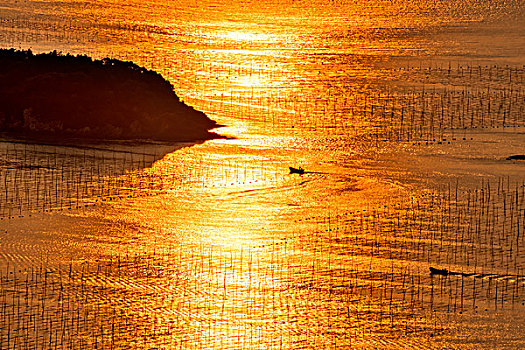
216,31,278,44
1,0,525,348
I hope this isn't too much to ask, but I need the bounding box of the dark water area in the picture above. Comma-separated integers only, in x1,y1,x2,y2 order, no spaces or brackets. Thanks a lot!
0,0,524,349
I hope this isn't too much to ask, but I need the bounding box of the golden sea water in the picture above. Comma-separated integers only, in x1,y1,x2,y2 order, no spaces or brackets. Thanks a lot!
0,0,525,349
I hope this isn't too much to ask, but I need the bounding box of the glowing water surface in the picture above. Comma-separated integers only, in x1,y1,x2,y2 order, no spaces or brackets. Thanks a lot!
0,0,525,349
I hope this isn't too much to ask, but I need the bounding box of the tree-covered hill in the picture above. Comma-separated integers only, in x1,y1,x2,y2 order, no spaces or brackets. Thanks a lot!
0,49,221,142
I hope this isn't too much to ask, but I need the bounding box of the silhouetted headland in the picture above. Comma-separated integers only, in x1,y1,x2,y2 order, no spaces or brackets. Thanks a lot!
0,49,222,142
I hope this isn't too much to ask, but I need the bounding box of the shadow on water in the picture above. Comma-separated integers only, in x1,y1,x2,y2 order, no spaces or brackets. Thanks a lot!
0,138,199,217
0,138,194,169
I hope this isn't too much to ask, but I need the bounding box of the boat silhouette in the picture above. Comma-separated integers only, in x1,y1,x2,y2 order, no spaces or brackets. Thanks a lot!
289,166,305,175
429,267,449,276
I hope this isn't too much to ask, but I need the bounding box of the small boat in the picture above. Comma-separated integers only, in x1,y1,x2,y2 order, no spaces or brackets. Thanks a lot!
289,166,305,175
507,155,525,161
429,267,449,276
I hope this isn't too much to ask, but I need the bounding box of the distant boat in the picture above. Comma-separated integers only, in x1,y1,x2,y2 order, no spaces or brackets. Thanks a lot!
289,166,305,175
429,267,449,276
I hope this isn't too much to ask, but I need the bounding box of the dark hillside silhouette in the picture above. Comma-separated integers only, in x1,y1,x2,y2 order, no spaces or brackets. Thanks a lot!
0,49,221,142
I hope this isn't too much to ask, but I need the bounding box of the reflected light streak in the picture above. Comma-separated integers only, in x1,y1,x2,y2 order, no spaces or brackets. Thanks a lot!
216,30,277,44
